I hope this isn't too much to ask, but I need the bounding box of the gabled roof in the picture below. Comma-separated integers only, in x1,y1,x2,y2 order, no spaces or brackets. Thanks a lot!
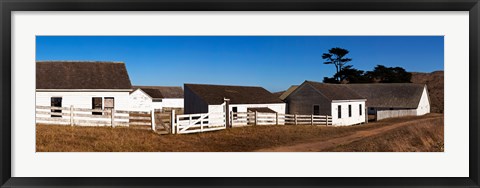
247,107,276,113
303,81,365,101
36,61,132,90
346,83,426,108
279,85,299,100
133,86,184,99
185,83,284,105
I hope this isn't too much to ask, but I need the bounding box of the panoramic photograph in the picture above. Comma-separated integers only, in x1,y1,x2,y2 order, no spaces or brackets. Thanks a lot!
35,36,444,152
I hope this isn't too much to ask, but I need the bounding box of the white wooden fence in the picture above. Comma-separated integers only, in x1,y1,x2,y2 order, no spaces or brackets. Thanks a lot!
36,105,154,128
231,112,331,127
376,109,417,121
175,113,226,134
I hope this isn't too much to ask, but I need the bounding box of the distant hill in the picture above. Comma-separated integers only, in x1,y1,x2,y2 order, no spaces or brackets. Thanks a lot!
410,71,444,113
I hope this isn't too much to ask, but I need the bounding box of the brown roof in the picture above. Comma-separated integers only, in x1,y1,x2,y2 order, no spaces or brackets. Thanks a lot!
36,61,132,90
185,83,284,105
133,86,184,99
247,107,276,113
346,83,426,108
279,85,299,100
305,81,365,101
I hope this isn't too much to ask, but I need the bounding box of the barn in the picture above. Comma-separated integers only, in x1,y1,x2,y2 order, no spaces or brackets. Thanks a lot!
184,83,286,115
36,61,133,116
285,81,367,126
129,86,184,112
346,83,430,120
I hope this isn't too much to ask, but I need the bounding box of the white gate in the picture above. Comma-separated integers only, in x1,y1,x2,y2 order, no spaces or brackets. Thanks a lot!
175,113,226,134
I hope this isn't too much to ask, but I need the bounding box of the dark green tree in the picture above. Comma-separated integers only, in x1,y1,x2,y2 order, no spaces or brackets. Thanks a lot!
335,65,371,83
322,47,352,82
366,65,412,83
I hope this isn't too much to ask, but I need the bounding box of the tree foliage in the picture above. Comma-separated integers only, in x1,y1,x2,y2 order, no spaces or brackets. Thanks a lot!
322,47,352,82
366,65,412,83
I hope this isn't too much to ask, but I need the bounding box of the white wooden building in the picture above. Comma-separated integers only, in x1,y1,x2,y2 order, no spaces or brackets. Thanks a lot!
184,83,286,125
346,83,431,120
36,61,133,125
285,81,367,126
129,86,184,112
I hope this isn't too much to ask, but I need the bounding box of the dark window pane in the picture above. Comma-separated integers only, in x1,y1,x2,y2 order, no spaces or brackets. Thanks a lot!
50,97,62,118
92,97,103,115
313,105,320,115
338,105,341,118
359,104,362,115
348,105,352,117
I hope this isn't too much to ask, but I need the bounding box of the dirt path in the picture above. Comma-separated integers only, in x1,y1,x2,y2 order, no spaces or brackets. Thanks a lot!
255,116,443,152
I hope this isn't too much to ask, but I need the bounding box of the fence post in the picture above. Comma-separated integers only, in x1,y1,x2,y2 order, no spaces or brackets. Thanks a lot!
294,114,297,125
230,111,233,127
171,110,176,134
326,116,329,126
111,108,115,128
311,114,314,125
151,109,155,132
255,111,258,126
70,105,74,126
276,113,279,125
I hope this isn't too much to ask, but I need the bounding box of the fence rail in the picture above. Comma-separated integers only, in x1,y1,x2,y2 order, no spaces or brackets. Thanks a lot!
231,112,331,127
35,105,154,128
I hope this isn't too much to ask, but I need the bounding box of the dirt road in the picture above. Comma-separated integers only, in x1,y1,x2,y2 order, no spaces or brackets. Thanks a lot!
255,116,443,152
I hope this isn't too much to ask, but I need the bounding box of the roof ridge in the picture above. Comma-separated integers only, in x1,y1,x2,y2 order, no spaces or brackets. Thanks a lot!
184,83,263,88
37,60,125,64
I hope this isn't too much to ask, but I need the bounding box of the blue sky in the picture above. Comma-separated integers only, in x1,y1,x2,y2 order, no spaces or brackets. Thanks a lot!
36,36,444,92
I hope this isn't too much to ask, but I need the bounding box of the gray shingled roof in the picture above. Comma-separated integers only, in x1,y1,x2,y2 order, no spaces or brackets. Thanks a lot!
346,83,426,108
185,83,284,105
36,61,132,90
305,81,365,101
279,85,299,100
133,86,184,99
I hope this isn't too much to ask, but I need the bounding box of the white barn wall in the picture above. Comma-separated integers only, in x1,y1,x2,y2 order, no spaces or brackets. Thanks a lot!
129,89,153,111
331,100,366,126
416,87,431,116
36,91,130,110
152,98,184,110
36,91,131,126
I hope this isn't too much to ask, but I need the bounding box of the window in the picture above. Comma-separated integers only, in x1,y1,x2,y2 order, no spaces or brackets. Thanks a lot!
50,97,62,117
232,107,238,119
104,97,114,115
359,104,363,115
348,105,352,117
313,105,320,115
338,105,342,118
92,97,103,115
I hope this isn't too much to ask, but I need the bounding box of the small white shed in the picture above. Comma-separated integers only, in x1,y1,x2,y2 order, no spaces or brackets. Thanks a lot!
129,86,184,112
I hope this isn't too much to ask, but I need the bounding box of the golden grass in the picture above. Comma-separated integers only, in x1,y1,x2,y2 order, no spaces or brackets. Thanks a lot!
323,117,444,152
36,113,443,152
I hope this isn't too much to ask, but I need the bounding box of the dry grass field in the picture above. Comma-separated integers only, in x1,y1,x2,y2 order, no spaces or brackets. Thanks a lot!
36,113,443,152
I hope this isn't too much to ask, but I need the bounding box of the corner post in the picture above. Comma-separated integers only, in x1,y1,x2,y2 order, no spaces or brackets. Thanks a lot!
224,98,230,128
111,108,115,128
70,105,74,126
255,111,258,126
171,110,176,134
275,112,279,125
151,109,155,132
294,114,298,125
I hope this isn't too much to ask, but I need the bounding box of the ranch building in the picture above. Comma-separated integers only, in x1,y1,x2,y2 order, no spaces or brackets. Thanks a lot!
184,83,286,115
130,86,184,112
285,81,367,126
36,61,133,125
346,83,430,121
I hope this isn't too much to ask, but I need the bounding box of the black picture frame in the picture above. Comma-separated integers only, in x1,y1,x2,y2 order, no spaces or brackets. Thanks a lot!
1,0,479,187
